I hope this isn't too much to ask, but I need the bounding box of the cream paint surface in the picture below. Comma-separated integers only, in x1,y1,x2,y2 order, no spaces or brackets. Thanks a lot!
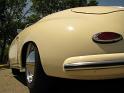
9,6,124,80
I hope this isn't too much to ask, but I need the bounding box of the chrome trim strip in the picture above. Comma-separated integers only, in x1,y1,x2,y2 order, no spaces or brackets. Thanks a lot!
64,61,124,71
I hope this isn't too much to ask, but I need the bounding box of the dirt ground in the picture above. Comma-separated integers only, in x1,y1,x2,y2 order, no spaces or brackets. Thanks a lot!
0,68,29,93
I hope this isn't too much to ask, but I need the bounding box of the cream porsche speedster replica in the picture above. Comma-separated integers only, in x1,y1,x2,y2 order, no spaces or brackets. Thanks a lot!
9,6,124,92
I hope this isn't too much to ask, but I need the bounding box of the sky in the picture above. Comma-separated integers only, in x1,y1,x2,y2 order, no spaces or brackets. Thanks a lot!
23,0,32,17
98,0,124,6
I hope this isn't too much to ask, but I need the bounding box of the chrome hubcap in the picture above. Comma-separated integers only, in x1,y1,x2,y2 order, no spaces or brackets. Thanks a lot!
26,70,34,83
26,45,36,84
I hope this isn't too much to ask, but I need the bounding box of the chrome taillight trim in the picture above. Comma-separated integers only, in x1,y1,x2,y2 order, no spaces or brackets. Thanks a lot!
92,32,123,44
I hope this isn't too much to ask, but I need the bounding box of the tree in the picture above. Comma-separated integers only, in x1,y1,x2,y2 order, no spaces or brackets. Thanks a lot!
0,0,7,64
0,0,30,63
31,0,87,16
88,0,98,6
31,0,98,17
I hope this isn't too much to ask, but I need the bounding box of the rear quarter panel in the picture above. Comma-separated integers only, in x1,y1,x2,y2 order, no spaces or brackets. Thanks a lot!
28,11,124,78
9,9,124,79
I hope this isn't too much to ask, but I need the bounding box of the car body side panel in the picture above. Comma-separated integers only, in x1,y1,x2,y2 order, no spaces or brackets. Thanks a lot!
9,7,124,79
9,38,18,67
9,27,33,69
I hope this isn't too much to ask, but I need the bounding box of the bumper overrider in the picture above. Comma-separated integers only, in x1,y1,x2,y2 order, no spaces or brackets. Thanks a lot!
63,53,124,71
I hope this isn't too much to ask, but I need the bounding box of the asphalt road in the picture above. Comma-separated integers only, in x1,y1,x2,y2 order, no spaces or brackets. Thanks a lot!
0,67,124,93
0,68,29,93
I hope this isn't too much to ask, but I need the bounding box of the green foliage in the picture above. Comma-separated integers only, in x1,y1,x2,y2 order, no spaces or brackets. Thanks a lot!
0,0,28,40
26,14,40,24
32,0,88,16
31,0,98,17
88,0,98,6
0,0,29,63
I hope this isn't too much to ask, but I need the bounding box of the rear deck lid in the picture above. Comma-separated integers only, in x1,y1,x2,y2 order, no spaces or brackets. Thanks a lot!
71,6,124,14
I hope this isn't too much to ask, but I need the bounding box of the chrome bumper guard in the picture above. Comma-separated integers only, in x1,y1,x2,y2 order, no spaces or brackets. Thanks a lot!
64,61,124,71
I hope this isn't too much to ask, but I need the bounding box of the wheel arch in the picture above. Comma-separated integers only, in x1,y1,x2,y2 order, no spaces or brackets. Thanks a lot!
21,41,37,68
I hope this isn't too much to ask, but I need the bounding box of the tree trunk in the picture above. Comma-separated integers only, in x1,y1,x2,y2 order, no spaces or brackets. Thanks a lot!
0,32,7,64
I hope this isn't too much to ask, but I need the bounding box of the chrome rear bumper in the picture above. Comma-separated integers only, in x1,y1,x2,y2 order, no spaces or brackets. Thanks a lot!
64,60,124,71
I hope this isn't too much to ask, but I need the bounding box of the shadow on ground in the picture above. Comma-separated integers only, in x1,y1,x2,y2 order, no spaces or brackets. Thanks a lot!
13,74,124,93
60,79,124,93
14,73,27,86
51,78,124,93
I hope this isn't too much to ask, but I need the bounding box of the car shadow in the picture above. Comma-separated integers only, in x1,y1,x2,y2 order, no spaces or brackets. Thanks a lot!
13,74,124,93
30,77,124,93
53,78,124,93
13,73,27,86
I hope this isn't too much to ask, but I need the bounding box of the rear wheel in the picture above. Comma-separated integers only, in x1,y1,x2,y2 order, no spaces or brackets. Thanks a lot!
25,43,53,93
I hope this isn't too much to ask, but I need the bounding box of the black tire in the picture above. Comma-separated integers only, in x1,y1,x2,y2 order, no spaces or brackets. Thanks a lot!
25,43,53,93
11,68,20,75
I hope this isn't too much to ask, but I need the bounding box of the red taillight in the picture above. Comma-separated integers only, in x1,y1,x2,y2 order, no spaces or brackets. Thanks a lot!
92,32,123,44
